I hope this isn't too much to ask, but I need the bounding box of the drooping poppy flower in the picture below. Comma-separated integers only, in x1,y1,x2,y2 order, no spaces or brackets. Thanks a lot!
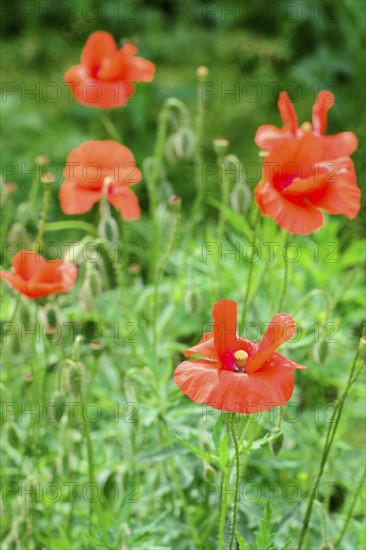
0,252,77,299
174,300,305,414
254,132,360,234
59,140,142,220
65,31,155,109
255,91,358,158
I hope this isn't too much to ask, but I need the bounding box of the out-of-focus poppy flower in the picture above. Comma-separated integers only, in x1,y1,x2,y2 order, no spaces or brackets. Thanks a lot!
65,31,155,109
59,140,142,220
0,252,77,299
255,91,358,158
174,300,305,414
254,133,360,234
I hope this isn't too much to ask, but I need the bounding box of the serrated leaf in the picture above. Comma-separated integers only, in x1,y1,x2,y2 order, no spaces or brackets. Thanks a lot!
236,530,249,550
174,434,219,465
255,502,274,549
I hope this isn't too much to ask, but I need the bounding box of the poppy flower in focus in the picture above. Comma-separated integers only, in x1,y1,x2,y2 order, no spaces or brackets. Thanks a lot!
0,252,77,299
254,132,360,234
65,31,155,109
255,90,358,158
174,300,305,414
59,140,142,220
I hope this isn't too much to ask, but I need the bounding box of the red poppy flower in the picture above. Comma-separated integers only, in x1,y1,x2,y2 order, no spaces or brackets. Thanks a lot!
255,91,358,158
65,31,155,109
174,300,305,414
254,132,360,234
59,140,142,220
0,252,77,299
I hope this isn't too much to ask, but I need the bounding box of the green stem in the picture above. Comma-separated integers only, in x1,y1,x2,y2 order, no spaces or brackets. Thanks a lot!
228,413,241,550
217,153,229,244
297,346,363,549
102,112,122,142
241,208,261,328
147,98,188,282
334,468,365,548
153,202,181,351
192,77,206,222
278,232,290,311
218,465,231,550
2,295,21,342
35,183,51,250
77,374,96,534
44,221,98,235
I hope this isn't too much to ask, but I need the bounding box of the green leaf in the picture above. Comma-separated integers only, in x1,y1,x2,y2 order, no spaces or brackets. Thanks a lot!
174,434,219,466
236,530,249,550
255,502,274,549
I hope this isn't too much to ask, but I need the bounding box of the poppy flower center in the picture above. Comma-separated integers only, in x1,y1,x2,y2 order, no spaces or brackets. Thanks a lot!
233,350,248,373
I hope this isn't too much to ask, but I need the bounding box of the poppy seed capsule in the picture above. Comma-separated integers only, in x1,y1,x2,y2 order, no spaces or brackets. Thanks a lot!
234,350,248,371
301,121,312,132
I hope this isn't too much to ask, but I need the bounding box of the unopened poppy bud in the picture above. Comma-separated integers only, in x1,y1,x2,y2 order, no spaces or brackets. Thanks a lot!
269,427,284,455
5,182,17,193
16,202,37,225
68,361,84,396
80,266,102,312
98,215,119,242
168,194,182,208
43,303,60,328
204,462,216,483
234,350,248,372
128,263,141,274
7,222,29,246
50,391,66,422
213,138,229,157
196,65,209,80
41,172,56,184
7,423,22,449
35,154,50,166
230,182,251,214
174,127,195,160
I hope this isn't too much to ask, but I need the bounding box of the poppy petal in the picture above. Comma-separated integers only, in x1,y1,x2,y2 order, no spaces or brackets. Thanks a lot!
108,187,141,220
246,314,296,373
212,300,238,368
278,91,298,133
320,133,358,158
59,182,101,214
64,66,134,109
307,162,361,219
255,179,324,235
312,91,334,135
254,125,292,151
174,359,296,413
81,31,117,74
184,332,217,361
124,56,156,82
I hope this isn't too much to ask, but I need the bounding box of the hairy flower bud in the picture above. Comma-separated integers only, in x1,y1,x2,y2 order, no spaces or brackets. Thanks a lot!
269,427,284,455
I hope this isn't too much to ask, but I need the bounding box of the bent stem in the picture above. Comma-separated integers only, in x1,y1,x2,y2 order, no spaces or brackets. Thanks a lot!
241,208,261,328
146,98,189,282
192,72,206,222
297,345,364,549
102,112,122,142
278,231,290,311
